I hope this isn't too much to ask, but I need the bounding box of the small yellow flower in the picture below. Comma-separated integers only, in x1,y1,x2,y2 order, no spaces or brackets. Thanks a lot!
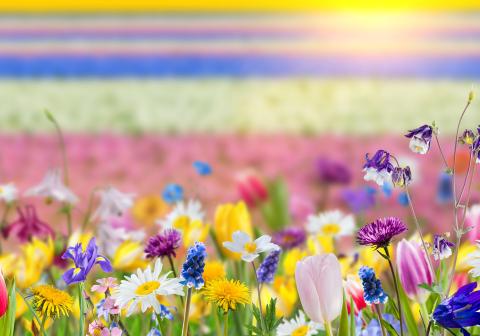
283,248,308,277
112,240,148,272
31,285,73,319
132,195,169,226
203,260,226,283
203,278,250,312
214,202,253,259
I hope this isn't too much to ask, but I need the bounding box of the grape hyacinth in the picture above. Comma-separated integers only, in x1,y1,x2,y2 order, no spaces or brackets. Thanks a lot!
256,250,281,284
145,229,182,259
180,242,207,289
358,266,388,305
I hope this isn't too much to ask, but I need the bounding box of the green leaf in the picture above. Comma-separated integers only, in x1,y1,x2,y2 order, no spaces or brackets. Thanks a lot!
398,281,420,336
338,292,349,336
0,279,16,336
260,179,290,230
381,318,400,336
349,296,356,336
418,283,443,295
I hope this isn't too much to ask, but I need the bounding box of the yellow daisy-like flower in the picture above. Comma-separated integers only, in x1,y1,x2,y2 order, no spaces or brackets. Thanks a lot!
132,195,169,226
203,260,226,283
31,285,73,319
203,278,250,312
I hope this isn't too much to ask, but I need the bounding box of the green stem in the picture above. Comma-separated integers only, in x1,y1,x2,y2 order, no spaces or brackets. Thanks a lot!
375,304,387,336
78,283,85,336
251,261,266,332
167,256,184,305
324,319,333,336
182,287,193,336
40,313,48,336
223,313,229,336
426,320,432,336
213,308,222,336
383,247,404,336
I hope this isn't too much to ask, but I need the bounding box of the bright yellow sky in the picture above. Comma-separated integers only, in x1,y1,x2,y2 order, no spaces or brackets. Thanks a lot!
1,0,480,12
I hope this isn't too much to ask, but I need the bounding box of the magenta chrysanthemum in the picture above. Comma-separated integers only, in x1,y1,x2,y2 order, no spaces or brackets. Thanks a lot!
145,229,182,259
356,217,407,248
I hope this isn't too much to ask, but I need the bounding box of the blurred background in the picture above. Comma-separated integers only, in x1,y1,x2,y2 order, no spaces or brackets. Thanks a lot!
0,1,479,231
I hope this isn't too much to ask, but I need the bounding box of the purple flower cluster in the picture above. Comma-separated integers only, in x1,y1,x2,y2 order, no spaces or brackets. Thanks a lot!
145,229,182,259
357,217,407,249
272,227,306,250
256,250,281,284
315,157,352,185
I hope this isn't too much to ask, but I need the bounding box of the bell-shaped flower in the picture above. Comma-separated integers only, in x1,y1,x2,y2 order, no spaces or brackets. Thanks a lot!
24,169,78,204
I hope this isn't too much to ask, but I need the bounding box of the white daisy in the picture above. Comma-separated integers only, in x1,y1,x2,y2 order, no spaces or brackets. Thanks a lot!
24,169,78,204
113,259,184,316
94,187,135,219
306,210,355,237
276,311,322,336
223,231,279,262
157,199,204,230
0,183,18,203
362,167,391,186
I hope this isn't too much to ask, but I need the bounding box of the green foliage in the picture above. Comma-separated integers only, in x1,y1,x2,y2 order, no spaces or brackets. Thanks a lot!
349,296,356,336
260,179,290,230
247,299,283,336
380,318,400,336
0,279,16,336
338,292,349,336
397,281,420,336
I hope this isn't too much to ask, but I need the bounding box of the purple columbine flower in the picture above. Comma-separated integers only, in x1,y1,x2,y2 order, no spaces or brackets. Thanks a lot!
363,150,394,186
433,282,480,336
316,157,352,185
357,217,407,249
405,124,433,154
272,227,306,250
256,250,281,284
432,234,455,261
2,205,54,242
458,129,476,146
391,166,412,187
62,238,112,285
145,229,182,259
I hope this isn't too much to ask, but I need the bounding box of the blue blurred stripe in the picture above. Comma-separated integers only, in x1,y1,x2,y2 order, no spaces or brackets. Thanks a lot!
0,55,479,78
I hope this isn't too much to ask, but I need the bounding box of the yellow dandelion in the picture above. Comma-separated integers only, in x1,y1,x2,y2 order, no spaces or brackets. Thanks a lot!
203,260,226,283
132,195,169,226
31,285,73,319
203,278,250,312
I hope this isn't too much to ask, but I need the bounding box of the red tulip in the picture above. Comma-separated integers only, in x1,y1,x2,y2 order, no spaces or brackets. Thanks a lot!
0,270,7,317
235,171,268,207
344,275,366,314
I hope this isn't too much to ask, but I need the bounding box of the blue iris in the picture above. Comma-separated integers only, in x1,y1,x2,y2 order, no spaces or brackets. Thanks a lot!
193,161,212,176
433,282,480,336
162,183,184,204
359,266,388,305
180,242,207,289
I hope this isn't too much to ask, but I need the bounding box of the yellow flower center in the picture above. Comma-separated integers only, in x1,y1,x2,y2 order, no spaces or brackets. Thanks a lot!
174,215,191,230
135,281,160,295
244,242,257,253
292,325,309,336
321,223,341,235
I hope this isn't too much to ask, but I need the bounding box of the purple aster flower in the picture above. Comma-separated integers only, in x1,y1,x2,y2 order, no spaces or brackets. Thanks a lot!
433,282,480,336
145,229,182,259
363,150,394,186
272,227,306,250
180,242,207,289
405,124,433,154
2,205,54,242
62,238,112,285
356,217,407,249
256,250,281,284
391,166,412,187
341,186,376,213
315,157,352,185
432,234,455,261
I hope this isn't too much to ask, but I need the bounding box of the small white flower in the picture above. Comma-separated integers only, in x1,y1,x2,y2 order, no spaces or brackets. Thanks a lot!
158,199,204,230
24,169,78,204
363,167,391,186
94,187,135,219
276,311,322,336
306,210,355,237
409,136,429,155
113,259,184,316
0,183,18,203
223,231,279,262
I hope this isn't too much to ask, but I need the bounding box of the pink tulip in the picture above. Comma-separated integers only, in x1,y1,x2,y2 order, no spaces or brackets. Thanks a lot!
235,170,268,207
343,275,366,314
0,270,7,317
295,254,343,328
466,205,480,243
396,239,433,302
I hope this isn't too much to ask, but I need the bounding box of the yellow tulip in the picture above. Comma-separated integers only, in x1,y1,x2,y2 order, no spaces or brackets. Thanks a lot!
214,201,253,259
283,248,308,277
68,231,94,249
22,237,54,270
112,240,148,272
173,216,209,247
307,234,334,254
252,275,297,317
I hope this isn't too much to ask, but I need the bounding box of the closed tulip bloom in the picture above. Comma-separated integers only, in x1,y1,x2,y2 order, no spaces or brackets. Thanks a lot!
0,270,7,317
235,171,268,207
295,254,343,331
344,275,366,314
396,239,433,302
